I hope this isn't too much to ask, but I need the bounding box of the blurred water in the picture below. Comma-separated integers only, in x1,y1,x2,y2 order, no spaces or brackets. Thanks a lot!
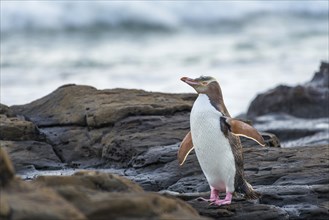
1,1,328,116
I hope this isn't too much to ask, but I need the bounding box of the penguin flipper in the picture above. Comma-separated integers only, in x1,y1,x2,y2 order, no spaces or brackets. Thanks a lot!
225,118,266,147
178,131,194,166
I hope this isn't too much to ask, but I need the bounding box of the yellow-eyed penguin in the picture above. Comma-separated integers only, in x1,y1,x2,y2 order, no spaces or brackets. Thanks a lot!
178,76,265,206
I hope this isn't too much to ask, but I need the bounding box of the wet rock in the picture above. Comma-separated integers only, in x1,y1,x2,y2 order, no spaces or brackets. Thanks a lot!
282,131,329,148
101,114,190,166
41,126,108,166
253,114,329,147
257,185,329,220
121,143,203,192
246,62,329,147
167,174,208,193
241,132,281,148
188,199,289,220
247,62,329,119
1,141,63,171
172,145,329,220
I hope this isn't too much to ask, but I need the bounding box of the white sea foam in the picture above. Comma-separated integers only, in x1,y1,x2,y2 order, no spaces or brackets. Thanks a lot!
1,1,328,116
1,1,328,32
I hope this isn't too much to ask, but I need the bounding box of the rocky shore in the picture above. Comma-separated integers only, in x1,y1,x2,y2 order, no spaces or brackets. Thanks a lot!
1,62,328,219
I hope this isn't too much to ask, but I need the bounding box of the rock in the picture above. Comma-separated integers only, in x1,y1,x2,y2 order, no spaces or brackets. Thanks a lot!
101,113,190,166
1,169,207,220
33,171,206,220
246,62,329,147
0,107,62,172
41,126,108,166
8,85,195,169
3,62,328,219
11,85,195,127
0,192,10,218
0,148,86,220
1,178,86,220
0,103,15,117
1,180,87,220
167,174,209,193
11,85,97,127
0,148,15,186
0,114,42,141
1,141,63,171
125,143,203,192
241,132,281,148
176,145,329,219
308,62,329,88
257,185,329,219
281,131,329,148
34,171,144,193
247,62,329,119
188,200,289,220
253,114,329,147
155,144,329,219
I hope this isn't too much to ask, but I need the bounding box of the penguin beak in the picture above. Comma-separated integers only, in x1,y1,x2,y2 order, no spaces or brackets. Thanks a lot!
181,77,200,86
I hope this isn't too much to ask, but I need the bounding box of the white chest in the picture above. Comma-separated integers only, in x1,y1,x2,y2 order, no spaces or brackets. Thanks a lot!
190,94,236,191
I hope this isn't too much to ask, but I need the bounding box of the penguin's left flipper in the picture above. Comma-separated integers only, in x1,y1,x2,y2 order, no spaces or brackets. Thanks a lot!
224,117,266,147
178,131,194,166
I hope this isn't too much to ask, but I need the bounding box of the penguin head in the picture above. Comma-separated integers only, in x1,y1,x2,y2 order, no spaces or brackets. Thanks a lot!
180,76,217,94
181,75,230,116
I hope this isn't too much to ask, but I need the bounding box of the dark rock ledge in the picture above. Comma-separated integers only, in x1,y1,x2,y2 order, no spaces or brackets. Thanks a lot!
0,148,206,220
0,62,328,220
246,62,329,148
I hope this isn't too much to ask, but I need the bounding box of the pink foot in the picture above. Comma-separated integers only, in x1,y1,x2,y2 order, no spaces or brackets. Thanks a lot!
210,192,232,206
210,199,232,206
197,186,219,203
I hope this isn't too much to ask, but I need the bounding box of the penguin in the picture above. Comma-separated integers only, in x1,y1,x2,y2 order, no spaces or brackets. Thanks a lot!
178,76,265,206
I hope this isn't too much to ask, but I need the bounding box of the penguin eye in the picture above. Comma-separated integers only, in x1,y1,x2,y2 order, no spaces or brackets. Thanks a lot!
201,81,208,86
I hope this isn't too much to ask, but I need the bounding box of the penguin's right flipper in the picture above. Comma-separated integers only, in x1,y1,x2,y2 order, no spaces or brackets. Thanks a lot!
177,131,194,166
223,118,266,147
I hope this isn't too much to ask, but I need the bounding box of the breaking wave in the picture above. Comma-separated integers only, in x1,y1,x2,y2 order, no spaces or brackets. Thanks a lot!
1,1,328,32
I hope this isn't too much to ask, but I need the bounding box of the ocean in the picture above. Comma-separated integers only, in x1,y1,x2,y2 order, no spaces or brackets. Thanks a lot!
1,0,328,116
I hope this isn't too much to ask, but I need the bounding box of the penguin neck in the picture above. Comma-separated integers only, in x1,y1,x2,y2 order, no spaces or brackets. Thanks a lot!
201,82,231,117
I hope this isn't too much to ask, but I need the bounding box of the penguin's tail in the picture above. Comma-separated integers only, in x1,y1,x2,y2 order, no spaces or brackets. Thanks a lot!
242,181,261,200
